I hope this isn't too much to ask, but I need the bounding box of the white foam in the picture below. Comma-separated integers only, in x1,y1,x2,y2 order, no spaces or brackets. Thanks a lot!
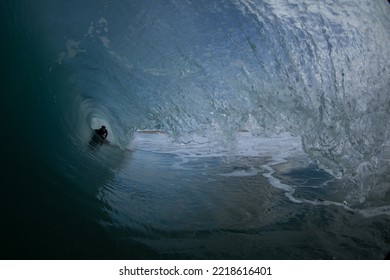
130,131,303,158
129,131,390,217
129,130,227,157
358,205,390,218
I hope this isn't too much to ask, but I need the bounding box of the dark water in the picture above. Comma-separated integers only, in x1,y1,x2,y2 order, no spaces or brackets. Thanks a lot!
1,0,390,259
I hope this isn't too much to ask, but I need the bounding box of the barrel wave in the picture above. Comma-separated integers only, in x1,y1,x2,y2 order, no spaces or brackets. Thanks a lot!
1,0,390,259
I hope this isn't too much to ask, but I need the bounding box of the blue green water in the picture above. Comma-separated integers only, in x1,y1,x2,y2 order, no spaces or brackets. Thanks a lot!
1,0,390,259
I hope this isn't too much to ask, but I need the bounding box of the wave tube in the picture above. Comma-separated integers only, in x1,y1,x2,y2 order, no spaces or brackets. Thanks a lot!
4,0,390,204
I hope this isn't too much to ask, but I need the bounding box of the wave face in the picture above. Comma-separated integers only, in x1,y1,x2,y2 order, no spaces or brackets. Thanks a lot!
1,0,390,258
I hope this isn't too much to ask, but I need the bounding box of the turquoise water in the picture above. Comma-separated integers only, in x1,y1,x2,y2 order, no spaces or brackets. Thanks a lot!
1,0,390,259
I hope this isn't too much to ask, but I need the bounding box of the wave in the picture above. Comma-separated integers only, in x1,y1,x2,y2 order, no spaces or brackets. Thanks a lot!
2,0,390,202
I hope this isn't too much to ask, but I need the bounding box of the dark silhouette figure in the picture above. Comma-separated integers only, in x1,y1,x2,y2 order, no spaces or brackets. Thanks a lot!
95,125,108,140
89,126,109,148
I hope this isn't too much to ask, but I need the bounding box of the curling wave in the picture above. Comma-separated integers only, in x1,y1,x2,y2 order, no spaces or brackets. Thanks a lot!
53,0,390,201
3,0,390,207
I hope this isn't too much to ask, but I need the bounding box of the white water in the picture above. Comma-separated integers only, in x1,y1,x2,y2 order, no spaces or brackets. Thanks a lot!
128,131,390,215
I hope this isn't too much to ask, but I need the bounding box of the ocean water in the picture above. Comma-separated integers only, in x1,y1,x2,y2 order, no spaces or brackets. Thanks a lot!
1,0,390,259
